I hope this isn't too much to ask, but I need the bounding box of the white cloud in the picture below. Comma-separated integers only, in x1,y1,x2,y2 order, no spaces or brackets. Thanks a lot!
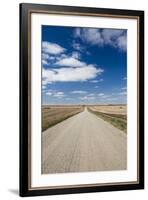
75,28,104,46
72,42,82,51
87,93,95,97
49,56,55,60
53,91,65,98
90,80,98,83
60,54,67,58
42,79,48,86
74,28,81,37
74,28,127,51
90,78,104,83
42,53,50,60
95,86,99,88
119,91,127,96
72,52,81,59
79,96,95,100
117,35,127,51
106,97,118,101
42,85,46,89
56,54,68,61
98,93,104,97
99,78,104,82
105,29,127,51
102,29,124,45
71,90,87,94
55,92,64,95
42,41,66,55
54,95,63,98
121,87,127,90
56,57,85,67
111,90,127,96
42,60,48,65
45,91,65,98
42,65,104,83
102,95,111,98
42,53,56,66
42,43,66,66
46,92,52,96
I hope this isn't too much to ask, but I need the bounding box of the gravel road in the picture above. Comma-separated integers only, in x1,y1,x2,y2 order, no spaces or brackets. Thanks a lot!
42,108,127,174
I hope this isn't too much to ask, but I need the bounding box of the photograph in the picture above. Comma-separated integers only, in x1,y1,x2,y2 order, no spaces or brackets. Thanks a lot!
41,25,127,174
20,3,144,196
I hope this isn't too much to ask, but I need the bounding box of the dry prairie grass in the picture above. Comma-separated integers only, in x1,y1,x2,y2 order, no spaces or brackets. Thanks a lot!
91,105,127,115
88,105,127,132
42,105,84,131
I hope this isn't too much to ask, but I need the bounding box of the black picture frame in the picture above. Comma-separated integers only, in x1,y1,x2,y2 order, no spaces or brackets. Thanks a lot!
20,3,144,197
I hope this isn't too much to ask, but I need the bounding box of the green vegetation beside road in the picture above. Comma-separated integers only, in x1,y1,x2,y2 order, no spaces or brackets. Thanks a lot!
88,107,127,133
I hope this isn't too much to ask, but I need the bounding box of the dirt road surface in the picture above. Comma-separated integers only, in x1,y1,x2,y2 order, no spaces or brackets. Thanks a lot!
42,108,127,174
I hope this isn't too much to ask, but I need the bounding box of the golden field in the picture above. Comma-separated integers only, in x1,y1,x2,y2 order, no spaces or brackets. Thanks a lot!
42,104,127,132
90,105,126,115
88,105,127,132
42,105,84,131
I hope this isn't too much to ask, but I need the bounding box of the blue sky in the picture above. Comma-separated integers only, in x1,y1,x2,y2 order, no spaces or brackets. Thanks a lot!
42,25,127,105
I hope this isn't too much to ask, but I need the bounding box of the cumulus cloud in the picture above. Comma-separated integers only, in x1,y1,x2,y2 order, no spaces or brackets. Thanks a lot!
74,28,127,51
106,97,118,101
42,41,104,84
75,28,104,45
42,41,66,55
53,91,65,98
72,42,83,51
116,35,127,51
42,59,48,65
42,65,104,83
42,85,46,89
46,91,65,98
71,90,87,94
79,96,95,100
55,51,85,67
42,55,55,65
42,42,66,66
56,57,85,67
42,53,50,60
72,51,81,59
98,93,104,97
46,92,52,96
102,29,124,43
90,80,98,83
90,78,104,83
119,91,127,96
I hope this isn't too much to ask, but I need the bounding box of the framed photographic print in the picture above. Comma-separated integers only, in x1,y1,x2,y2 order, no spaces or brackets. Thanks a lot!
20,3,144,197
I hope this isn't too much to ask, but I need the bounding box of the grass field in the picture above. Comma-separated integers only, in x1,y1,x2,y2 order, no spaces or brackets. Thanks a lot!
88,105,127,133
42,105,84,131
42,104,127,132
